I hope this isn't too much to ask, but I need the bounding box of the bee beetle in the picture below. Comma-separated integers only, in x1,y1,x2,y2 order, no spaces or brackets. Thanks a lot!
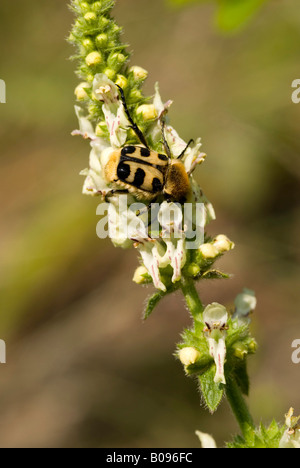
104,86,194,203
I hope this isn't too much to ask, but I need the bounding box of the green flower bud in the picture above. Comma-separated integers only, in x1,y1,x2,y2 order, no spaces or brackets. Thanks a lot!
84,12,97,23
232,341,248,359
99,16,110,30
95,33,108,48
103,68,116,81
107,52,127,72
247,338,258,354
130,89,143,102
92,1,103,12
186,263,201,277
86,73,94,83
86,51,102,67
81,37,94,51
80,2,90,13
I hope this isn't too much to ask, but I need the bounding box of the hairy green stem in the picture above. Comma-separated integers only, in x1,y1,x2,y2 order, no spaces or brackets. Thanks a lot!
180,276,203,321
226,377,255,439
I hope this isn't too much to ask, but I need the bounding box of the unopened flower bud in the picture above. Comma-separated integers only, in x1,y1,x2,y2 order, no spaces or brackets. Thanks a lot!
213,234,235,253
75,82,89,101
81,38,94,51
80,2,90,13
99,16,109,29
95,33,108,48
133,266,151,285
129,66,148,81
86,51,102,67
247,338,258,354
103,68,116,81
187,263,201,277
130,89,143,101
232,341,248,359
92,1,103,12
136,104,158,121
84,12,97,22
115,74,128,89
199,243,219,259
107,52,127,71
178,347,201,366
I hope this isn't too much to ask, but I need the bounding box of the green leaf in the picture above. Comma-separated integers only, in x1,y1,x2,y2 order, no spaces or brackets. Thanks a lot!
143,291,166,319
198,365,224,413
201,269,230,280
216,0,267,32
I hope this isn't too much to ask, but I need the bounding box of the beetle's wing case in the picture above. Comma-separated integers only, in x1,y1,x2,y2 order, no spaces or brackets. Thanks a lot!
117,145,168,194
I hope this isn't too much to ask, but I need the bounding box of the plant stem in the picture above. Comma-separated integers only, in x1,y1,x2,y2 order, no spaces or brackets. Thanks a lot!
226,376,255,439
180,276,204,322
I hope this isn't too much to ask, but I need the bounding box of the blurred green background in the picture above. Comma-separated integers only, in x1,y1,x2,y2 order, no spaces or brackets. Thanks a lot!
0,0,299,448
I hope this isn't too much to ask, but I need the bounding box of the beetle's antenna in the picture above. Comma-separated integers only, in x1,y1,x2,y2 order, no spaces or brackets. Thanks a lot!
161,119,172,159
177,139,194,160
117,85,149,149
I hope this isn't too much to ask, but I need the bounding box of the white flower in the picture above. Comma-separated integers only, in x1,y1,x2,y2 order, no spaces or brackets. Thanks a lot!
279,408,300,448
72,105,97,140
108,194,149,249
195,430,217,448
136,240,168,291
153,82,173,119
203,303,228,384
233,288,257,325
73,106,115,196
93,73,130,148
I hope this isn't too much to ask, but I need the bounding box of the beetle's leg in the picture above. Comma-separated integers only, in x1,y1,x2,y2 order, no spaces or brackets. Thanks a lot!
177,139,194,160
160,119,172,159
117,85,149,149
105,189,129,202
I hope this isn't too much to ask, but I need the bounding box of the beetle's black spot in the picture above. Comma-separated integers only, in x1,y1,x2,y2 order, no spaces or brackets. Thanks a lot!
140,147,151,157
158,153,168,161
121,146,136,156
133,168,146,187
152,177,163,193
117,161,131,181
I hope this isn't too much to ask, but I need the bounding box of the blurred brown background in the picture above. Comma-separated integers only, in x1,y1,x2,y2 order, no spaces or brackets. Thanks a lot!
0,0,299,448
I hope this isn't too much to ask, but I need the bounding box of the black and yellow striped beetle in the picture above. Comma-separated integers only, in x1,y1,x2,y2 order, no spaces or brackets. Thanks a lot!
104,86,194,203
